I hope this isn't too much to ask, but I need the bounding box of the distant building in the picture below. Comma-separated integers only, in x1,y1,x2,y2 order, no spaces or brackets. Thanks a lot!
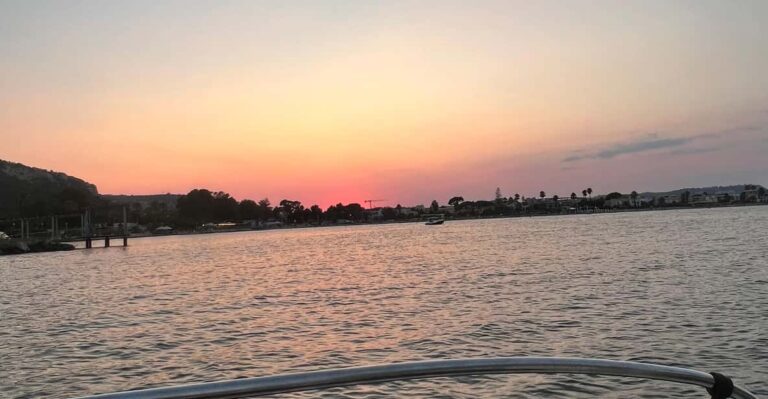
215,222,238,230
604,195,643,208
364,208,384,220
655,194,681,206
742,188,760,202
397,207,421,217
558,198,577,206
604,197,627,208
689,193,717,205
715,192,735,203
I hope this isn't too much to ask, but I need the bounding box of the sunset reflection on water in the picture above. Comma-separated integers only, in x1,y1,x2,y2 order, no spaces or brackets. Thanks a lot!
1,207,766,398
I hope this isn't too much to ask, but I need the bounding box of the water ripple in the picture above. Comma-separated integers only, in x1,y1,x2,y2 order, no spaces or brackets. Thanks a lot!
1,207,767,397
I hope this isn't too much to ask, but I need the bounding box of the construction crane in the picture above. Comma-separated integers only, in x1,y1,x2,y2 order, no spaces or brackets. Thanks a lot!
364,199,386,209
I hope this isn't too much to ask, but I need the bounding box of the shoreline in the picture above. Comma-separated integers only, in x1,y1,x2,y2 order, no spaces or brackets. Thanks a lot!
70,202,768,243
3,202,765,256
0,239,75,256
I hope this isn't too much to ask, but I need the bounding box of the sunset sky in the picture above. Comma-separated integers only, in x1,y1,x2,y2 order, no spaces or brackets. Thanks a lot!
1,0,767,207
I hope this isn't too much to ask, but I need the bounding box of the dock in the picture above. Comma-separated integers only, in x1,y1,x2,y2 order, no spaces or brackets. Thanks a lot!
2,207,130,251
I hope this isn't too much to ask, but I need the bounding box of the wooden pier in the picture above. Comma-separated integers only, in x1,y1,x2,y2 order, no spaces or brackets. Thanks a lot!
3,206,131,250
67,234,129,248
78,207,129,249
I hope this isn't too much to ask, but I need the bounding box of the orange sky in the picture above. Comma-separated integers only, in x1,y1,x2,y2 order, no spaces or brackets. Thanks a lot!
1,1,767,207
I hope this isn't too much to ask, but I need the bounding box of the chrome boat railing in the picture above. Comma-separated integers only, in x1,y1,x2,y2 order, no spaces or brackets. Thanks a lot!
74,357,759,399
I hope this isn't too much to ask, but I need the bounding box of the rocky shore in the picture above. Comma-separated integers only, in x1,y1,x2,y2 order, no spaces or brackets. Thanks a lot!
0,240,76,255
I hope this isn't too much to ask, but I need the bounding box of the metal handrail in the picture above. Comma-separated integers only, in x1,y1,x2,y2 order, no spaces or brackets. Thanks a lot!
74,357,759,399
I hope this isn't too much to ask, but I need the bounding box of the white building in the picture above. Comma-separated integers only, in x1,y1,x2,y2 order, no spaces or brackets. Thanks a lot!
397,207,421,217
656,194,681,206
689,193,718,205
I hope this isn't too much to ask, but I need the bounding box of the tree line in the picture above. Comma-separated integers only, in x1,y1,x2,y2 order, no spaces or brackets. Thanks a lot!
169,189,373,228
3,184,766,233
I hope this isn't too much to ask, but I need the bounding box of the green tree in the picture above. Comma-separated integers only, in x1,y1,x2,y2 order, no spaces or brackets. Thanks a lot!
212,191,238,221
278,199,304,223
128,202,143,224
239,199,259,220
177,189,216,224
145,201,171,226
256,198,272,221
448,196,464,207
346,203,365,221
309,204,323,224
57,187,95,214
325,204,341,221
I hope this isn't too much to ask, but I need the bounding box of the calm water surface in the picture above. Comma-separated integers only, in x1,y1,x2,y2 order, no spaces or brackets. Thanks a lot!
1,207,766,398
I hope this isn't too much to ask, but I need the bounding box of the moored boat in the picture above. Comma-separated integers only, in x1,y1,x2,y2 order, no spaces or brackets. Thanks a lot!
425,216,445,225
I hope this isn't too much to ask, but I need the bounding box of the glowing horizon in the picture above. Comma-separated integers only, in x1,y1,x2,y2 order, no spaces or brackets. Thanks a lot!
1,1,767,208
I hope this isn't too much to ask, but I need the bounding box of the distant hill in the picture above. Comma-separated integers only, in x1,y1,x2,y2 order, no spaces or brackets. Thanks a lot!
103,194,182,210
0,159,98,218
640,184,764,197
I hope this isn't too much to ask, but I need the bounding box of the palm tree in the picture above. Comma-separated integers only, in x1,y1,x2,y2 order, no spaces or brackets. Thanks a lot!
540,191,546,199
571,192,577,201
630,190,638,208
514,193,520,202
582,189,587,198
587,187,593,199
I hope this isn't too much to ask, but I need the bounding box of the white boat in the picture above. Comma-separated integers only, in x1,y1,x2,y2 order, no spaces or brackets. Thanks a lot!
73,357,757,398
425,216,445,225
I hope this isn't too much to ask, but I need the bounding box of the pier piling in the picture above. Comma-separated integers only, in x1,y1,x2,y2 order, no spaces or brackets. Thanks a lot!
122,206,128,247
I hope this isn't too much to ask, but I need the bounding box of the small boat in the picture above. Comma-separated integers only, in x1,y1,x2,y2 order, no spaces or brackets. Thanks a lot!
425,217,444,225
73,357,757,398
